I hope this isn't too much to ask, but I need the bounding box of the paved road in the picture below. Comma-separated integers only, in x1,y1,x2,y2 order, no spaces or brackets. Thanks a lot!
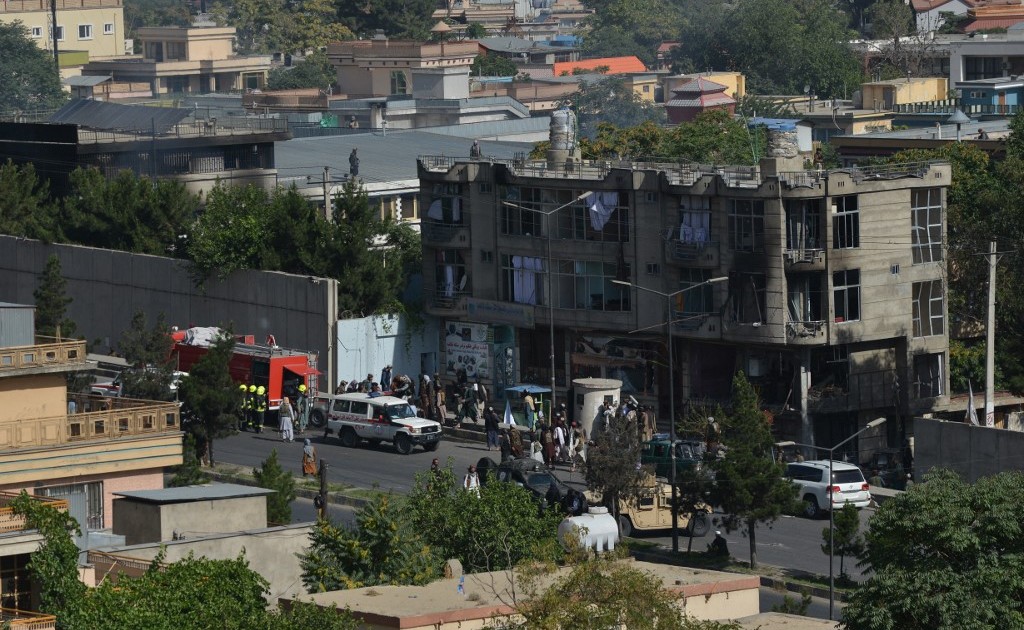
217,429,873,583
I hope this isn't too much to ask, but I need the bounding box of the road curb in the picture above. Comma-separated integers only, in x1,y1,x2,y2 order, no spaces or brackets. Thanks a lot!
205,470,372,510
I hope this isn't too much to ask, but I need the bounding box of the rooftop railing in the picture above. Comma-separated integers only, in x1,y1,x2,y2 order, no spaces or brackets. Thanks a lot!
0,338,87,372
0,492,68,534
2,609,57,630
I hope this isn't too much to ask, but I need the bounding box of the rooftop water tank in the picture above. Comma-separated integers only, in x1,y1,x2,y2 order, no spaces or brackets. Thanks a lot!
558,506,618,552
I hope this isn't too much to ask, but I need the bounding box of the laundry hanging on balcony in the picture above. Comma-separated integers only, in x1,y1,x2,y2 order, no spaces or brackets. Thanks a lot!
512,255,543,305
586,191,619,231
426,197,460,222
679,210,710,244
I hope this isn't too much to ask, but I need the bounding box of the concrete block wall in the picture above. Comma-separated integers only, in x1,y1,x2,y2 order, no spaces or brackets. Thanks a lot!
915,417,1024,482
0,236,338,392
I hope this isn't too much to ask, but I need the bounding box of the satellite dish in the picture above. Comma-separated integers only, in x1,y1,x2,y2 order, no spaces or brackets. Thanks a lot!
804,85,811,94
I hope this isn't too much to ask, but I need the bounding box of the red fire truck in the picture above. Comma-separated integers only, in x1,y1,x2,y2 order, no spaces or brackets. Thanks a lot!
170,327,319,416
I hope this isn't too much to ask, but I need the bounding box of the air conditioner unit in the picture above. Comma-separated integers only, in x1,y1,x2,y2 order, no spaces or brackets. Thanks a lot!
124,39,133,54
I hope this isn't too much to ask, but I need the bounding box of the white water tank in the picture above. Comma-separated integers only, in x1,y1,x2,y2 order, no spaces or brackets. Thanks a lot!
559,506,619,552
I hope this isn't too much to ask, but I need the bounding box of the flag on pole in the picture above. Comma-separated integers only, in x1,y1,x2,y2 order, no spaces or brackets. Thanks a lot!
966,380,979,426
504,398,515,427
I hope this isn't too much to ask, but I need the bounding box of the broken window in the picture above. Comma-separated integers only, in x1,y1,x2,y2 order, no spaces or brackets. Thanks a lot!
911,188,943,264
912,280,944,337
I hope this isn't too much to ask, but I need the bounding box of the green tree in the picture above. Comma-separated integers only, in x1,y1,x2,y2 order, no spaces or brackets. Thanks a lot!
709,372,799,568
253,449,297,524
496,550,742,630
561,76,666,140
0,22,67,112
268,51,336,90
0,160,60,241
338,0,435,39
585,408,647,534
842,469,1024,630
470,53,518,77
300,493,440,592
60,168,197,256
820,504,863,578
211,0,280,53
10,491,87,617
33,254,77,339
124,0,191,49
464,22,487,39
578,0,683,67
272,0,353,54
187,183,274,278
406,462,563,572
177,330,239,466
664,109,765,164
117,310,175,401
169,433,211,487
866,0,936,77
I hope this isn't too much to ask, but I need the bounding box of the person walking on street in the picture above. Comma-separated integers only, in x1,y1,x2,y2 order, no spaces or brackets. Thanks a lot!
509,426,524,458
301,439,317,477
279,396,295,442
463,464,480,497
295,384,310,434
484,406,500,451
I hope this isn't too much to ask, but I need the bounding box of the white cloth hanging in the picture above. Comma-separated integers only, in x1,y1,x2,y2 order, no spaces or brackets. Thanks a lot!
443,265,455,297
586,191,619,231
452,197,462,222
512,256,542,305
427,199,443,221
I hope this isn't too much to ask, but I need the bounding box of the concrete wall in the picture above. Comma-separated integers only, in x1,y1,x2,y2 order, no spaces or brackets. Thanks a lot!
0,237,338,393
335,314,439,392
915,417,1024,482
0,374,65,422
113,495,268,545
96,523,312,600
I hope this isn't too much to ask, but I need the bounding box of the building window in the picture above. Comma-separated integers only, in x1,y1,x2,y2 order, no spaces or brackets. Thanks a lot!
480,249,493,263
964,56,1002,81
390,71,408,95
730,272,766,324
38,481,104,530
501,186,628,242
677,269,713,315
728,199,765,252
912,280,944,337
788,272,824,324
832,195,859,249
833,269,860,323
646,263,660,276
913,353,945,398
785,199,822,253
911,188,942,264
479,182,492,194
52,26,65,41
104,22,114,35
31,26,43,38
435,250,468,299
78,24,93,39
0,554,31,610
551,260,630,311
425,183,464,225
501,254,545,305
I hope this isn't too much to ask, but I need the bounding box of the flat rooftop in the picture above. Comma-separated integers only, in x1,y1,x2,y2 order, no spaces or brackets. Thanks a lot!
113,484,274,504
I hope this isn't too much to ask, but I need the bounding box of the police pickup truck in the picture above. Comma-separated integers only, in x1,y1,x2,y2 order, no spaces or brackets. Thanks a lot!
312,392,442,454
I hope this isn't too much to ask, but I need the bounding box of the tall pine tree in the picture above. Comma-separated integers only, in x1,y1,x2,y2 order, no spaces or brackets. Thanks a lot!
710,372,798,568
117,310,174,401
33,254,77,339
177,330,239,466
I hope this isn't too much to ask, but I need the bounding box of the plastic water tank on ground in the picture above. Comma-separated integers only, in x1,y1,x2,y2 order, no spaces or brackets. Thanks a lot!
572,377,622,438
558,506,618,552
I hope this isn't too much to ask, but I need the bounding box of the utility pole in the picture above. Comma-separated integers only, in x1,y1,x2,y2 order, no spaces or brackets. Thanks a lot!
50,0,59,69
984,239,997,427
322,166,332,220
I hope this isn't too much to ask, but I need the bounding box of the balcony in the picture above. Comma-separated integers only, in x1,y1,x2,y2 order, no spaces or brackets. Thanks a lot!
783,248,825,270
785,320,827,344
671,311,721,339
665,240,720,267
425,290,470,315
808,369,894,414
3,609,56,630
421,220,471,247
0,493,68,534
0,338,87,376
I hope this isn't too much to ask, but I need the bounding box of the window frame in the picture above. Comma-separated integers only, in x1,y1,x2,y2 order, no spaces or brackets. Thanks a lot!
728,199,765,253
78,24,93,40
832,195,860,249
31,26,43,38
911,279,944,337
911,188,943,264
103,22,114,35
832,269,861,323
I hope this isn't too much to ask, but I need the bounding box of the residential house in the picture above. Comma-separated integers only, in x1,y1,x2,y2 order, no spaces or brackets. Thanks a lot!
860,77,949,111
957,75,1024,113
912,0,971,32
664,72,746,102
417,130,952,454
0,491,67,621
962,1,1024,32
832,118,1008,162
0,302,182,552
0,0,127,59
552,56,647,76
81,26,271,95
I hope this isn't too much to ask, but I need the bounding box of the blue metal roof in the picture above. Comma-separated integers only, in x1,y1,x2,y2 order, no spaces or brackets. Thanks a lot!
747,118,801,131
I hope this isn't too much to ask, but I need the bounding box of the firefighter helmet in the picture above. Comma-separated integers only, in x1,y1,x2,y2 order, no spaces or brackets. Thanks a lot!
239,384,247,392
257,386,265,395
298,384,307,393
249,385,257,393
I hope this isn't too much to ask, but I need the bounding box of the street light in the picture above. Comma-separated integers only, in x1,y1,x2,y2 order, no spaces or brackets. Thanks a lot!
777,415,887,620
613,276,727,552
502,191,592,417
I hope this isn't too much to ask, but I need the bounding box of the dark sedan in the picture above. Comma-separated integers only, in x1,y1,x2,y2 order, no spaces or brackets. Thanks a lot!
476,456,588,516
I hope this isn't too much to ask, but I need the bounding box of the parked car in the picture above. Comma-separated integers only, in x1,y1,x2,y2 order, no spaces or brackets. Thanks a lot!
640,437,707,480
785,460,872,518
476,456,588,516
319,393,442,454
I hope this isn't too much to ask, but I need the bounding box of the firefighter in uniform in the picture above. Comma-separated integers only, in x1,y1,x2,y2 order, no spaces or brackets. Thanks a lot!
255,385,267,433
296,383,309,434
238,383,248,431
247,384,258,430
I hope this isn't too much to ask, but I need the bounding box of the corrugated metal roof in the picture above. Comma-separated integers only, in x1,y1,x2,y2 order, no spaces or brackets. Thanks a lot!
113,483,274,504
672,77,729,95
64,75,112,87
48,100,190,133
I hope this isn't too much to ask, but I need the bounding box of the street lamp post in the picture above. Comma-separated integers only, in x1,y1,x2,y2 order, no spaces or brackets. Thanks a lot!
778,415,887,620
613,276,727,553
502,192,591,417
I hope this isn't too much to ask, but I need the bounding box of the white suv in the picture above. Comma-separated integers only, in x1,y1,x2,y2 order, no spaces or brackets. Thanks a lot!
785,460,871,518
